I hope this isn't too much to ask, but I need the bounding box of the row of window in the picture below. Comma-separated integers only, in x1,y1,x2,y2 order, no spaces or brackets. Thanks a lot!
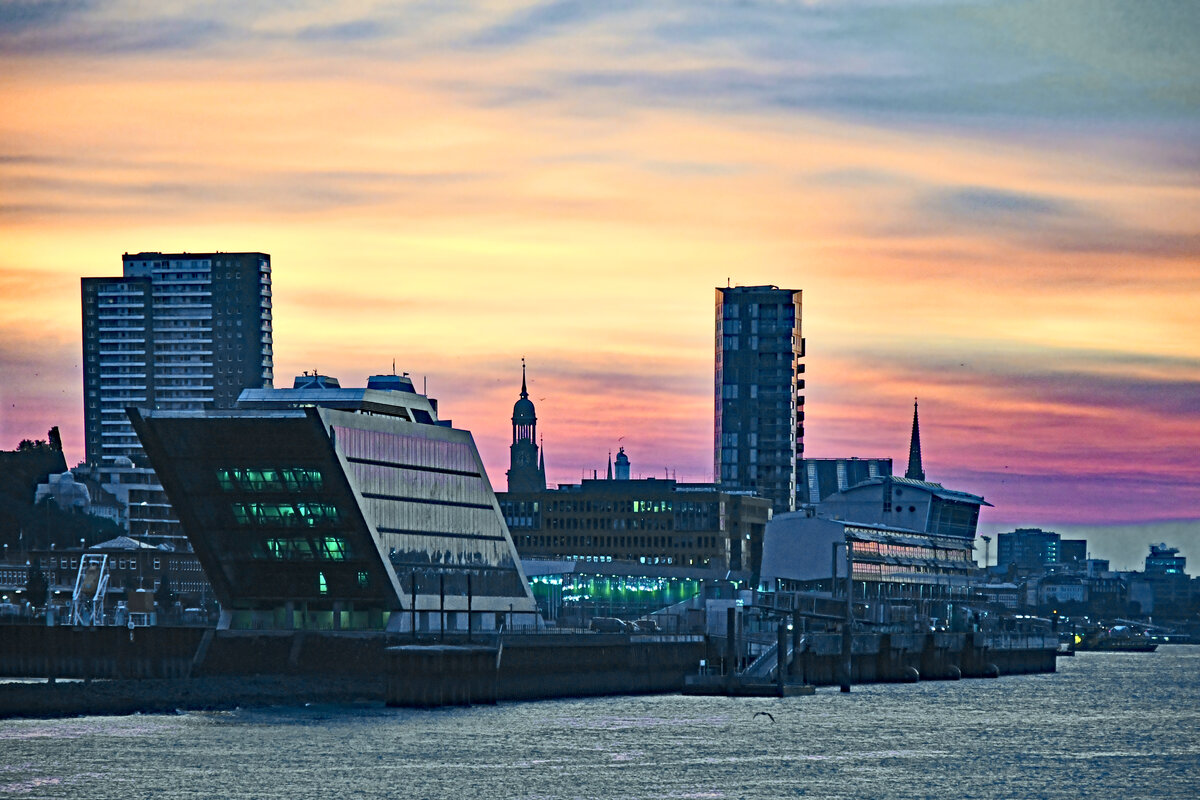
517,533,724,551
544,499,682,514
231,502,339,527
217,468,325,493
261,536,349,561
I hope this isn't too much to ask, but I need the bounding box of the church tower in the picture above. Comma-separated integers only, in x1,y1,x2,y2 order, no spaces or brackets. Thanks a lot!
905,398,925,481
506,361,546,492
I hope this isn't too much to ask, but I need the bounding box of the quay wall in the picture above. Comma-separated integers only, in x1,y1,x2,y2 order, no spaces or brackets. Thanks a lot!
0,625,1053,716
709,631,1056,686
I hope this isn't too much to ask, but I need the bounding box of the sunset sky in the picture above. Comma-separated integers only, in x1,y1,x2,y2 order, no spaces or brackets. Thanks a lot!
2,2,1197,567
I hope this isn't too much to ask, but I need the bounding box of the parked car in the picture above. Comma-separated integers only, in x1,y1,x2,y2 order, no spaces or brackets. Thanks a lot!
589,617,628,633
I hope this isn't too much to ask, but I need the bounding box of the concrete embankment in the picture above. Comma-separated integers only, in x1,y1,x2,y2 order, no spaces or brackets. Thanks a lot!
0,625,1054,716
0,676,385,719
773,631,1056,686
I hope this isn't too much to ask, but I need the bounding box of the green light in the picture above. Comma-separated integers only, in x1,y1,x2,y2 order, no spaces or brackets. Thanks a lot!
318,572,327,594
323,537,347,560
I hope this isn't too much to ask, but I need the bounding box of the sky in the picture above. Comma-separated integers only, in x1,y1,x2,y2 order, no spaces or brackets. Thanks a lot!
1,1,1198,569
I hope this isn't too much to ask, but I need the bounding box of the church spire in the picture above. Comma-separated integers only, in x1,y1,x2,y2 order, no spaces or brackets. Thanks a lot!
905,398,925,481
520,357,528,399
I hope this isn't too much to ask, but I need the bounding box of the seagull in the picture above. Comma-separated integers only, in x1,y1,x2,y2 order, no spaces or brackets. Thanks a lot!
753,711,775,722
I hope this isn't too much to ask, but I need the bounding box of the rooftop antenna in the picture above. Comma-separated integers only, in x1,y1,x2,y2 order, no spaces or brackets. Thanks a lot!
423,375,427,395
392,359,396,375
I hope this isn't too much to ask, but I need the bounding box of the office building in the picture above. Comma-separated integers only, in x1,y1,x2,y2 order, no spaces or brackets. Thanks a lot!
500,471,772,576
714,285,804,514
130,373,538,631
81,252,273,541
1143,543,1191,616
996,528,1061,573
1059,539,1087,567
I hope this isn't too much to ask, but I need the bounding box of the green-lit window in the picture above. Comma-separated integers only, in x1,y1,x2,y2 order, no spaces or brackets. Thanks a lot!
321,537,347,560
259,536,344,560
318,572,327,594
357,571,369,588
232,503,340,528
216,467,325,493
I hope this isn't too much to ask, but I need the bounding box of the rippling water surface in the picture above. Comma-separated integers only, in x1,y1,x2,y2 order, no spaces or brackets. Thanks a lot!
2,646,1198,799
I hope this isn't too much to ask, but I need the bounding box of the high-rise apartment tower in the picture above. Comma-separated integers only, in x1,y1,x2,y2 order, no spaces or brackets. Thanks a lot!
81,251,273,541
714,285,804,514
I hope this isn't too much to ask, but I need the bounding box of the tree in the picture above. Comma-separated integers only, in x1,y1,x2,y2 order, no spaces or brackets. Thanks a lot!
25,556,48,608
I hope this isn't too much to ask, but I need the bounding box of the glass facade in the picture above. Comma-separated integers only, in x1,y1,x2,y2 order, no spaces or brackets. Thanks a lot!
714,286,804,515
132,388,538,631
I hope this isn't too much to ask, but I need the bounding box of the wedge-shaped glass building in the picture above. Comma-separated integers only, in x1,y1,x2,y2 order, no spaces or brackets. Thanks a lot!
129,374,537,631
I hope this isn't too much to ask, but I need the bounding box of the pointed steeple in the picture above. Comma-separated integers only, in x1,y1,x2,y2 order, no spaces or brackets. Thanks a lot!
905,398,925,481
607,451,613,480
520,357,528,399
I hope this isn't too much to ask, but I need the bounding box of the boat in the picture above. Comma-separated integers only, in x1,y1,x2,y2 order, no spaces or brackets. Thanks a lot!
1073,626,1158,653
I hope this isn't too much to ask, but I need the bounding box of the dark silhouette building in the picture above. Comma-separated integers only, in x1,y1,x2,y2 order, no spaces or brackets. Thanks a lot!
506,362,546,493
805,403,989,540
714,285,804,514
996,528,1061,573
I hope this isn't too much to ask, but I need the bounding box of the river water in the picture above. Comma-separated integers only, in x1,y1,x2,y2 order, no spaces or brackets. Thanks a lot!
2,646,1197,799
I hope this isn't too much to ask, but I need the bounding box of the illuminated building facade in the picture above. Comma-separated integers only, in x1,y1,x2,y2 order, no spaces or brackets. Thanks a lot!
130,374,537,631
522,559,711,623
714,285,805,515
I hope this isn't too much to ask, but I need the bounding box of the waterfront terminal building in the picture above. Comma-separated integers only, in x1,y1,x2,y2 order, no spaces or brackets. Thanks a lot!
759,513,977,624
759,401,990,625
130,373,538,632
